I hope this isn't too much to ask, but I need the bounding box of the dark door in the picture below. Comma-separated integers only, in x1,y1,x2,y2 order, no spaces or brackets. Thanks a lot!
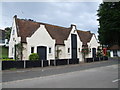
37,46,47,60
92,48,96,58
71,34,77,59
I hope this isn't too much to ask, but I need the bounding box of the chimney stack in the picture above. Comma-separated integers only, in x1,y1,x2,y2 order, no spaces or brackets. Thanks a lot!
14,15,17,18
71,24,77,30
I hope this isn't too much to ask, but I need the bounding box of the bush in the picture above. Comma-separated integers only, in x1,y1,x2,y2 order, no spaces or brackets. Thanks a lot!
29,53,39,61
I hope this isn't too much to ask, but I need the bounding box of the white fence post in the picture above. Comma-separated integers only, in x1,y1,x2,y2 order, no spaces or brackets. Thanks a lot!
41,60,43,67
68,59,69,65
24,60,26,68
54,60,56,66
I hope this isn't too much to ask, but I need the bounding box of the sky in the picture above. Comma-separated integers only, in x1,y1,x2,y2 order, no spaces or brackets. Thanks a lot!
1,0,103,35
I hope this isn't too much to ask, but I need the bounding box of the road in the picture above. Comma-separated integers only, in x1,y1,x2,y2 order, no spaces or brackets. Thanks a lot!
2,64,118,88
2,58,119,88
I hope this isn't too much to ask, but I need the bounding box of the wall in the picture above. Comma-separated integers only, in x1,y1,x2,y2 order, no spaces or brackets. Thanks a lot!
55,45,65,59
22,43,27,60
27,24,55,60
110,51,113,57
117,50,120,57
87,34,100,58
110,50,120,57
9,17,21,59
64,25,83,62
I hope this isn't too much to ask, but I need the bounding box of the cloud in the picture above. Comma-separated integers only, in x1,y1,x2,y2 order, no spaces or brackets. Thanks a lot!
2,2,101,34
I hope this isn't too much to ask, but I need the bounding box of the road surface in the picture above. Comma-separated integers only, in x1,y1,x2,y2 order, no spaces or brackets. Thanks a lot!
2,59,119,88
2,64,118,88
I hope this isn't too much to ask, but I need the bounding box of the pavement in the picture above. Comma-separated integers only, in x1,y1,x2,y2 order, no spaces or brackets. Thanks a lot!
2,58,119,83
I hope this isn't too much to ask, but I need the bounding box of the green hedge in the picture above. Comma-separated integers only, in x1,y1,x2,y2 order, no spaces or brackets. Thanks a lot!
1,46,8,58
1,59,15,61
29,53,39,61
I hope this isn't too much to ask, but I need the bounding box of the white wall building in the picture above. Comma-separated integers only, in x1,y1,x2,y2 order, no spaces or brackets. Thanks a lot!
9,15,99,62
108,45,120,57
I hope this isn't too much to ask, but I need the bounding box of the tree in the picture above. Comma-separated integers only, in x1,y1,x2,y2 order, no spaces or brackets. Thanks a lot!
5,27,12,41
97,2,120,47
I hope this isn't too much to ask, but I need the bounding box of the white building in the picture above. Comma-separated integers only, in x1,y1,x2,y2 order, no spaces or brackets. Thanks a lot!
9,15,99,62
108,45,120,57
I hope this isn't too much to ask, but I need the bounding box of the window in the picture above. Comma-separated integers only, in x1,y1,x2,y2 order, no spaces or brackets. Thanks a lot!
68,48,70,53
31,47,34,53
12,48,14,55
12,30,15,35
78,48,80,52
49,47,51,53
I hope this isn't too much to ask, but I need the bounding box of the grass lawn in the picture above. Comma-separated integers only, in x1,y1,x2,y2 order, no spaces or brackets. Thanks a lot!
0,46,8,58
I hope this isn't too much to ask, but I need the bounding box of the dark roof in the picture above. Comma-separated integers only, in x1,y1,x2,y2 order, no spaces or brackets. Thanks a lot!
0,29,5,40
16,18,40,43
45,24,71,45
15,16,94,45
108,45,120,50
77,30,93,46
15,17,71,44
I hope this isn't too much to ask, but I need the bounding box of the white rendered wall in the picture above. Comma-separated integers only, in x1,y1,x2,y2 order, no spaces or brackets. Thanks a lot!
55,45,65,59
22,43,27,60
27,24,55,60
64,26,83,62
110,50,120,57
110,51,113,57
117,50,120,57
9,18,21,59
87,34,100,58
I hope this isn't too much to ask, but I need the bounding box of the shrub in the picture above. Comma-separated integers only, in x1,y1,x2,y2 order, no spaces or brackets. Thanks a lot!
29,53,39,61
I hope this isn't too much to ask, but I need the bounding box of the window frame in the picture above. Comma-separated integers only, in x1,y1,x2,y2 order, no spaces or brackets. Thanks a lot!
68,48,70,53
31,47,34,53
49,47,52,54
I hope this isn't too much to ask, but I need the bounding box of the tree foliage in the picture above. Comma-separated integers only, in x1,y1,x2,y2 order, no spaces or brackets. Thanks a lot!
97,2,120,47
5,27,12,41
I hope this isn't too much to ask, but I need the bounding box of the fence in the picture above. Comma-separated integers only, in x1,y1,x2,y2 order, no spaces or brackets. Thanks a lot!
50,59,79,66
2,61,24,70
85,56,108,63
2,57,108,70
2,60,49,70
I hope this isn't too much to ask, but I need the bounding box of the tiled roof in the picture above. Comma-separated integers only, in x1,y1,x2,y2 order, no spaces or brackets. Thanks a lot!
16,18,40,43
15,16,94,45
15,17,71,44
108,44,120,50
77,30,93,46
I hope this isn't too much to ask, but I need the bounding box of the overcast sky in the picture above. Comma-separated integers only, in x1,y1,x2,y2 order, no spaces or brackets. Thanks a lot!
1,1,102,34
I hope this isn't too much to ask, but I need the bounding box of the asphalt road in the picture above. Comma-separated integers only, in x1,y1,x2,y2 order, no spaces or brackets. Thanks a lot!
2,58,119,83
2,64,118,88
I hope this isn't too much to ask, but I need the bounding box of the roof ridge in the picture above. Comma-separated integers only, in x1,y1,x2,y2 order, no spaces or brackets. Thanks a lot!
17,18,69,29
